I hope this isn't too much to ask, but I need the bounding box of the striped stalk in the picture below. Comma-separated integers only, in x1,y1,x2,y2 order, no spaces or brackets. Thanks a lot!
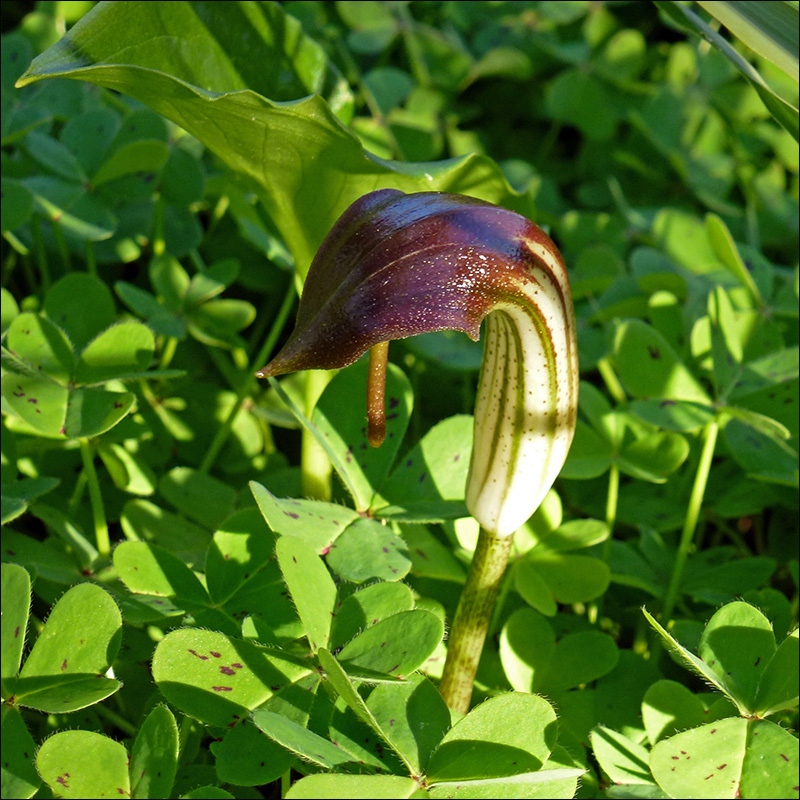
468,281,576,537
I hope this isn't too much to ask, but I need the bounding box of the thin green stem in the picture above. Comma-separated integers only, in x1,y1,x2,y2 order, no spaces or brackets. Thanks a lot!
595,461,620,619
51,219,71,273
330,35,408,160
199,282,296,474
79,438,110,558
3,229,30,257
30,215,50,294
208,195,229,236
137,378,182,442
662,419,719,622
159,336,179,370
607,176,649,230
188,249,207,272
84,239,97,277
439,526,513,714
281,769,291,798
207,345,241,393
152,195,166,256
95,703,137,737
537,121,563,165
68,469,88,516
247,292,280,357
601,462,619,563
252,287,297,377
714,517,754,557
394,2,431,88
597,357,627,405
198,387,246,474
301,369,334,500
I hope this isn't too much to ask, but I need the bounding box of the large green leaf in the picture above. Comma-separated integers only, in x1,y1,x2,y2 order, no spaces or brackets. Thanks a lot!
16,0,526,272
656,1,798,140
696,1,798,83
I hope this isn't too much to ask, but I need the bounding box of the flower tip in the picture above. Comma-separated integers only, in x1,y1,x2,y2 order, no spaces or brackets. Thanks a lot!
255,358,286,379
367,418,386,448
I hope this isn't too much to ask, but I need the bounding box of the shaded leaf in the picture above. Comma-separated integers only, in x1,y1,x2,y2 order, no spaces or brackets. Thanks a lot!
326,518,411,583
151,628,310,728
276,536,336,653
336,610,444,680
130,705,179,800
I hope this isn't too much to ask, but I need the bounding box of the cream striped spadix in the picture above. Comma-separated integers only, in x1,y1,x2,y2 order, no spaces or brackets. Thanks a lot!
257,189,578,537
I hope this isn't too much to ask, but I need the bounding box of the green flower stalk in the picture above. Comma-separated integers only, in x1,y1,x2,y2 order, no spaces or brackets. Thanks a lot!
257,189,578,711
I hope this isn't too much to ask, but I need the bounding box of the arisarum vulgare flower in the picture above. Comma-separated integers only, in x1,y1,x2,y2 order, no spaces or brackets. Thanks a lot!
257,189,578,711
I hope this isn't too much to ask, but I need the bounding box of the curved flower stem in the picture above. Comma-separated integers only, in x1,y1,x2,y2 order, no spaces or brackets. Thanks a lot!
662,418,719,621
79,438,110,558
439,526,513,714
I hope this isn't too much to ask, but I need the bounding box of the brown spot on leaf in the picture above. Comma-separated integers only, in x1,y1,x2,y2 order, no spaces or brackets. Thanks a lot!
188,649,208,660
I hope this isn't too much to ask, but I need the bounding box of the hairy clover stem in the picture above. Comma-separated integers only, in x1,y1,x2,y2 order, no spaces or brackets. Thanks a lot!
79,438,110,558
439,527,514,713
662,418,720,621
